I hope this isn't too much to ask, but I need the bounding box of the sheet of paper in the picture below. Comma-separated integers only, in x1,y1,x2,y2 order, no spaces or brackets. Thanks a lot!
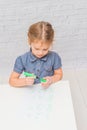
0,81,77,130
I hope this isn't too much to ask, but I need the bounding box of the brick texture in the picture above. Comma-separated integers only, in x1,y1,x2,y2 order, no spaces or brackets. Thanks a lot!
0,0,87,82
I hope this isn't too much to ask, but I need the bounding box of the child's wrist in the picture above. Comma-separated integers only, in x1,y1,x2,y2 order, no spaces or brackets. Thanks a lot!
48,77,53,85
50,76,54,84
25,78,28,85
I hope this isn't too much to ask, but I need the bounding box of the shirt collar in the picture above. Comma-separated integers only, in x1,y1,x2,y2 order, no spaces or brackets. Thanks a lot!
29,48,48,62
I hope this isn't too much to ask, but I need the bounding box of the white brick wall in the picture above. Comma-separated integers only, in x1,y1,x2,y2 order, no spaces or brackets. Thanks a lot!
0,1,87,130
0,0,87,81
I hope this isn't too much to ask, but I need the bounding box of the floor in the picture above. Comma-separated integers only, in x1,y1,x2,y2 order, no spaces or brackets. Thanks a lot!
63,69,87,130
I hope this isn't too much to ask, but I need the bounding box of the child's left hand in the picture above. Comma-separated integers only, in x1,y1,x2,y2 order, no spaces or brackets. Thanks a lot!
41,76,52,88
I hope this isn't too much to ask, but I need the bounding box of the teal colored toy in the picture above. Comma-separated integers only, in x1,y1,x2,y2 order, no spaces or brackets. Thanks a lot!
40,78,46,83
24,72,46,83
24,72,36,78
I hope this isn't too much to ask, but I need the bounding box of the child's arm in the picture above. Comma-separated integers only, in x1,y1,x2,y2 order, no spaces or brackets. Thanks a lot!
51,68,63,82
41,68,63,88
9,71,34,87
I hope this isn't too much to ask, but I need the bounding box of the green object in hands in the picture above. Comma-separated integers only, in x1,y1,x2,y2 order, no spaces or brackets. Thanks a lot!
40,78,46,83
24,72,36,78
36,76,47,83
24,72,46,82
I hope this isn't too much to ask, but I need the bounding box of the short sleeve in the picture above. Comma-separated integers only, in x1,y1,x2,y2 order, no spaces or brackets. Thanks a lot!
13,56,24,74
53,53,62,70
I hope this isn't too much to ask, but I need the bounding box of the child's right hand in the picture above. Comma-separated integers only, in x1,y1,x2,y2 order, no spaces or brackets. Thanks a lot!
25,77,34,86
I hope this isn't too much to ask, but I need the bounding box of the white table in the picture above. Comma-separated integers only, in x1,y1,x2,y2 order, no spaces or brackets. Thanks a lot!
0,81,77,130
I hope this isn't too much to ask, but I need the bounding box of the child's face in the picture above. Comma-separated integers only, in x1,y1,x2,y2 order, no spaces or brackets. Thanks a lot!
30,40,51,58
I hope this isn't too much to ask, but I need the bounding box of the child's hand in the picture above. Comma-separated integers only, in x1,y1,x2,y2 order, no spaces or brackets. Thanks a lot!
41,76,52,88
25,77,34,86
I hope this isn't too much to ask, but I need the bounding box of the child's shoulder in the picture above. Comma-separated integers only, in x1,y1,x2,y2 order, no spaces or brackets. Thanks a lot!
48,51,61,62
20,51,30,57
16,51,30,61
48,50,60,57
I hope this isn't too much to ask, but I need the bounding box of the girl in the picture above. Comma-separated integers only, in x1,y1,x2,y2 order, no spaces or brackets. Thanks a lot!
9,21,63,88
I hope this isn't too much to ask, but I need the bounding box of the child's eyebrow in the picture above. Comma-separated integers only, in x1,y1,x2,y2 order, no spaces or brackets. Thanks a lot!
34,47,49,50
44,47,50,49
34,47,40,49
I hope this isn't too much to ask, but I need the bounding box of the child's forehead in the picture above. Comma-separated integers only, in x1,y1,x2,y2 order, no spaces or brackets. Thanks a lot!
31,41,50,47
31,40,51,47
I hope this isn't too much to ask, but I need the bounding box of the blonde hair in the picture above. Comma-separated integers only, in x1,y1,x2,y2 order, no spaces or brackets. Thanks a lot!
28,21,54,44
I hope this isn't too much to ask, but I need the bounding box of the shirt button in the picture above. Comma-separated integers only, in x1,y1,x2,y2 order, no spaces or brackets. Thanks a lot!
37,69,40,72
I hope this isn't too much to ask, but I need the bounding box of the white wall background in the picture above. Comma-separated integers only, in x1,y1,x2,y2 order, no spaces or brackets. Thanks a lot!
0,0,87,83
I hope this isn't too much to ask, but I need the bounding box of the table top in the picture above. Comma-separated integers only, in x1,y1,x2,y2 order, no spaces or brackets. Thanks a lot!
0,80,77,130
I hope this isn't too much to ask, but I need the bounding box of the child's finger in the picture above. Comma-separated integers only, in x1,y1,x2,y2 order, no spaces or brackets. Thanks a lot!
25,77,34,85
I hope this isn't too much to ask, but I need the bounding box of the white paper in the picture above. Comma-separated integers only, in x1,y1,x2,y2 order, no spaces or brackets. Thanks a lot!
0,81,77,130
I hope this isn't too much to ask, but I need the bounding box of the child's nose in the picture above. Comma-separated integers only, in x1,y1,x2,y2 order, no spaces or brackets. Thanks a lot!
39,50,43,55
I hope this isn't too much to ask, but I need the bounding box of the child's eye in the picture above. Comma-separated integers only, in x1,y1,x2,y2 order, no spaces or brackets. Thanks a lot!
35,48,39,50
43,49,48,51
34,48,48,51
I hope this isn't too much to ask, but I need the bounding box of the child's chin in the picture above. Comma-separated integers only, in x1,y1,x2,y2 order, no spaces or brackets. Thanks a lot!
36,55,43,58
